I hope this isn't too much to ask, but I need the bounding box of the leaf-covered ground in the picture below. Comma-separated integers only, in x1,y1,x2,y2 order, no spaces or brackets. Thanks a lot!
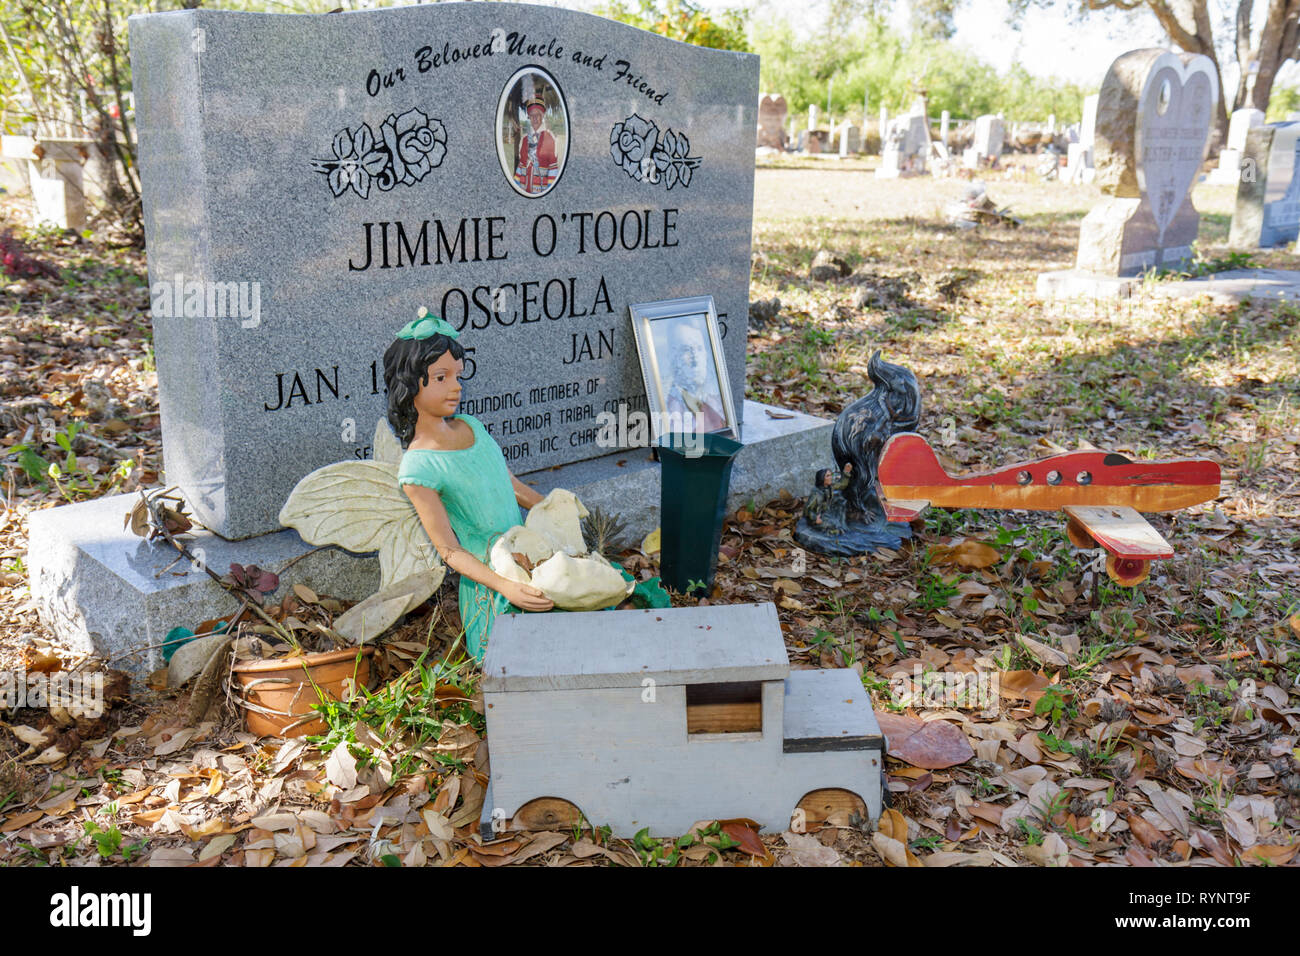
0,161,1298,867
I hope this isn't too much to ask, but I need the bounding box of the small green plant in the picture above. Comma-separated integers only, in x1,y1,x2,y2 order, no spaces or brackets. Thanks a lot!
633,821,739,866
312,649,483,780
1033,685,1075,726
82,820,124,859
916,573,960,611
1016,817,1045,846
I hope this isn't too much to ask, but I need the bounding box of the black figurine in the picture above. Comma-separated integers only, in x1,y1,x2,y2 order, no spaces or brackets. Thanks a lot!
795,351,920,556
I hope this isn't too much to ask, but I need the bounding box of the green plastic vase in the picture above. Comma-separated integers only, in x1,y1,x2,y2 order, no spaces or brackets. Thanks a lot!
655,431,744,596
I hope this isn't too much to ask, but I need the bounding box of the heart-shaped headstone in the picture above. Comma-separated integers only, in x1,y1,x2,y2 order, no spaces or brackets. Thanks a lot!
1135,53,1218,239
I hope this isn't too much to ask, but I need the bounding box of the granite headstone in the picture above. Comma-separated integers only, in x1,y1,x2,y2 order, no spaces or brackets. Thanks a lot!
128,5,758,540
1073,49,1218,276
1229,122,1300,248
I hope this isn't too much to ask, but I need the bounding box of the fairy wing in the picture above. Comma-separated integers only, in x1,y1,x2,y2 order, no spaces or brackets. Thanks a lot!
373,417,403,466
278,459,444,594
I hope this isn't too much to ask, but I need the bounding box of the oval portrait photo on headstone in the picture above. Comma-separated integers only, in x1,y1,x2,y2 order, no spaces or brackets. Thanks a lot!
496,65,569,198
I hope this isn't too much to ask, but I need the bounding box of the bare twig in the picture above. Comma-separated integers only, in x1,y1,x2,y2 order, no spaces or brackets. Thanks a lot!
138,489,299,649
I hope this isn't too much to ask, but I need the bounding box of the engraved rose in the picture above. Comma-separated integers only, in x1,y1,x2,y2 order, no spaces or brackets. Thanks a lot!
312,109,448,200
609,113,659,181
608,113,701,190
313,124,389,199
377,109,447,189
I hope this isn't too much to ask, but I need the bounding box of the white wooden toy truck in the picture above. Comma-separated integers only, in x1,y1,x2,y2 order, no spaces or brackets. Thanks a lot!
480,602,884,839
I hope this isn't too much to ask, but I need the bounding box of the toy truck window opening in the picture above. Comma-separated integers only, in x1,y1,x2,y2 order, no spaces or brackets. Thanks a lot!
686,681,762,734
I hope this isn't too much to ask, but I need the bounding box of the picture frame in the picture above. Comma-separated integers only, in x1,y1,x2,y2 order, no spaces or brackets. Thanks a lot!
628,295,738,443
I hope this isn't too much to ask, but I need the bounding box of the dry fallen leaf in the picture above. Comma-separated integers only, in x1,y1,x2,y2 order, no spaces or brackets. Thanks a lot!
199,834,237,861
0,810,44,832
325,742,358,790
876,711,974,770
782,831,841,867
929,538,1001,570
8,725,49,748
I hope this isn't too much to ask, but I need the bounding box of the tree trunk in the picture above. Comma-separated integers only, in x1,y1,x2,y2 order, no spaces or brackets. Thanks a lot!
1247,0,1300,113
1142,0,1229,148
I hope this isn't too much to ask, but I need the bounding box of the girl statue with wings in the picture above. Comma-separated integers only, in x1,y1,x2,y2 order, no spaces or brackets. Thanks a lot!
385,312,553,660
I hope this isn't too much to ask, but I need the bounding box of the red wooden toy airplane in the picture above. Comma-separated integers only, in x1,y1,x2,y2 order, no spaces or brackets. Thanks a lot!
877,433,1221,585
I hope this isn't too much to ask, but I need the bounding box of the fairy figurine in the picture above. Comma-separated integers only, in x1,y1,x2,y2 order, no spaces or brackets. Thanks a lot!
386,310,553,660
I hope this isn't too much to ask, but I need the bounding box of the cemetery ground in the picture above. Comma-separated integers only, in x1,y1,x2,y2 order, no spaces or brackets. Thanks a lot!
1,162,1298,868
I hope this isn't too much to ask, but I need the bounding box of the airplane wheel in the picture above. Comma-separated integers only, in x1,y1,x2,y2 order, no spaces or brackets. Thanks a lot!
509,797,584,832
794,788,867,832
1106,555,1150,587
1066,517,1096,549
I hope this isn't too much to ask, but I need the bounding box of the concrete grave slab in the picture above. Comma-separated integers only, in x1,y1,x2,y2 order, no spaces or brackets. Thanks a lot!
27,492,378,678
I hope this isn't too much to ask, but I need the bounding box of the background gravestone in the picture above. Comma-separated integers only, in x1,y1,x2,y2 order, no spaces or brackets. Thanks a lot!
1067,93,1099,183
1230,122,1300,248
877,114,927,178
1209,107,1265,184
972,115,1004,159
129,4,758,540
757,93,788,150
1074,49,1218,276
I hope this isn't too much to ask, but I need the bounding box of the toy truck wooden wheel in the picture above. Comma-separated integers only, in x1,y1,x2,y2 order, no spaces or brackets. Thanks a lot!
1065,516,1096,549
509,797,585,832
794,788,867,832
1105,555,1151,587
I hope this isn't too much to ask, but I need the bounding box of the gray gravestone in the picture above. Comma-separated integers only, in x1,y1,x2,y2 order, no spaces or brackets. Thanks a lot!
1230,122,1300,248
876,114,926,178
29,5,836,676
1075,49,1217,276
129,5,758,540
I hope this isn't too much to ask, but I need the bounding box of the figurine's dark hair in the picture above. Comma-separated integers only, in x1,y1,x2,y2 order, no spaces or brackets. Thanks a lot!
815,468,833,487
384,333,466,447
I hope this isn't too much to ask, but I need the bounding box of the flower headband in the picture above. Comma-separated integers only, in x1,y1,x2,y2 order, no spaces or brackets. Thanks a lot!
396,307,459,341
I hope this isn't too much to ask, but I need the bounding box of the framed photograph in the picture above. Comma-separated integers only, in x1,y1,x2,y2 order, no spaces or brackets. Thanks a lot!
495,65,569,198
628,295,738,443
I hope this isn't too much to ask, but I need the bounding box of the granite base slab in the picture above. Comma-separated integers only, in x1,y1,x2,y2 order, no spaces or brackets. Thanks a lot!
27,492,379,678
1036,270,1145,299
520,399,832,547
1038,267,1300,303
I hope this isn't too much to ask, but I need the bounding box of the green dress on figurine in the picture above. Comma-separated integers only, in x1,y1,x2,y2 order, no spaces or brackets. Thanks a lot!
397,414,522,661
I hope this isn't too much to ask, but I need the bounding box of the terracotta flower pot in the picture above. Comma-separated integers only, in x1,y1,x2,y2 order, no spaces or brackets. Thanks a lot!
232,646,373,738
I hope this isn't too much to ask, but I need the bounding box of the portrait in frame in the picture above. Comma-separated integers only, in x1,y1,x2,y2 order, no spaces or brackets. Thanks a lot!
496,65,569,198
628,295,737,443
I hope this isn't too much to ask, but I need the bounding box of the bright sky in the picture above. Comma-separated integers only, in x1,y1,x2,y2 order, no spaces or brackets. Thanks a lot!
551,0,1300,95
946,0,1166,86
